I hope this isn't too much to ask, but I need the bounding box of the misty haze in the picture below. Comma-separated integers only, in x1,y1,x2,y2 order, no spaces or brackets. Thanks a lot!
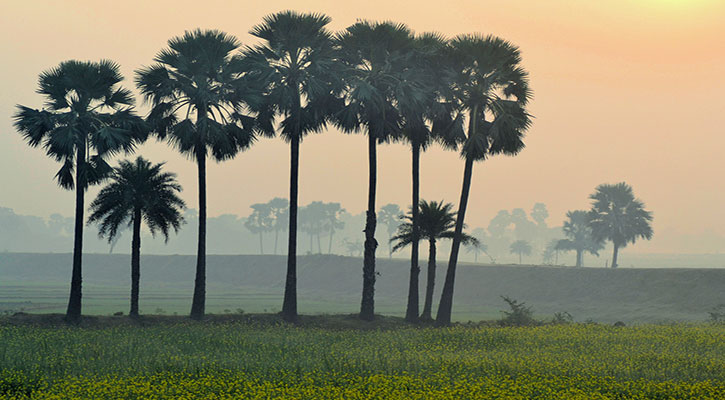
1,1,723,399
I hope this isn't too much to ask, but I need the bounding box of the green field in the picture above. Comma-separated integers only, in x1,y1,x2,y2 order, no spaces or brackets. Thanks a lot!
1,315,724,399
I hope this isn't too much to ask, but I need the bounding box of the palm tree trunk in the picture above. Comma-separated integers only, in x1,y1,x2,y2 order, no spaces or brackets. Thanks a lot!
328,229,334,254
360,134,377,321
405,142,421,322
421,238,436,320
259,232,264,254
317,233,322,254
612,243,619,268
190,147,207,320
65,143,86,322
274,229,279,255
130,208,141,318
519,253,522,264
282,135,299,321
576,250,583,267
436,156,475,326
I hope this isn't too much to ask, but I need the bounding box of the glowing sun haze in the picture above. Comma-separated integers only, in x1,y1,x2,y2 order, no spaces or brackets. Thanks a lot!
0,0,724,253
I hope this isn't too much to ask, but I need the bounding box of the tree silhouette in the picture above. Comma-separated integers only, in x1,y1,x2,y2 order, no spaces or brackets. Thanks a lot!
377,204,403,258
588,182,653,268
555,210,604,267
391,200,478,321
436,35,532,326
267,197,289,255
335,21,417,320
509,240,532,264
244,203,274,254
245,11,341,321
531,203,549,226
88,157,185,317
323,202,345,254
136,29,257,319
14,60,146,322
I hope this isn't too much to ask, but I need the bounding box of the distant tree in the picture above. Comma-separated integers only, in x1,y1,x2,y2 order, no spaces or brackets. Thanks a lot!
511,208,537,242
391,200,478,321
323,203,346,254
543,239,562,265
377,204,403,258
244,203,274,254
88,157,185,318
436,35,532,326
530,203,549,226
267,197,289,255
343,238,363,257
510,240,532,264
588,182,653,268
466,240,492,264
137,29,258,319
555,210,604,267
14,60,146,322
244,11,341,322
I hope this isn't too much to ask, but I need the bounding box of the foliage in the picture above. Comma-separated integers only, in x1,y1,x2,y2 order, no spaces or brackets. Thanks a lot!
509,240,532,262
499,296,538,326
555,210,604,267
390,200,478,252
708,304,725,325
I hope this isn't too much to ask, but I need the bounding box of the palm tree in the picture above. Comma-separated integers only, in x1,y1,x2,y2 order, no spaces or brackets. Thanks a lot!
136,29,257,319
391,200,478,321
244,11,341,322
588,183,653,268
466,240,491,263
377,204,403,258
510,240,532,264
13,60,146,322
436,35,533,326
335,21,419,321
244,203,274,254
323,202,345,254
88,157,185,318
267,197,289,255
555,210,604,267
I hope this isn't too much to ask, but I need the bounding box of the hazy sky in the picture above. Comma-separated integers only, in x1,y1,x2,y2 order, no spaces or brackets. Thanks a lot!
1,0,724,254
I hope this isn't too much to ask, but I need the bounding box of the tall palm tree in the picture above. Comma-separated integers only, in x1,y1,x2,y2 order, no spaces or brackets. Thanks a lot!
588,182,653,268
509,240,532,264
136,29,258,319
391,200,478,321
436,35,533,326
88,157,185,318
13,60,146,322
244,11,341,322
397,33,465,322
555,210,604,267
335,21,419,321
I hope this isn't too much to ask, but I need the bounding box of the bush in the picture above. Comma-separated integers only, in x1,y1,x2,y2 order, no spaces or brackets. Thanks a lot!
552,311,573,325
499,296,538,326
708,304,725,324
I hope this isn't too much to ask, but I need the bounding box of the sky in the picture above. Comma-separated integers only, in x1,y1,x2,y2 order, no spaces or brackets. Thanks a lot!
1,0,724,254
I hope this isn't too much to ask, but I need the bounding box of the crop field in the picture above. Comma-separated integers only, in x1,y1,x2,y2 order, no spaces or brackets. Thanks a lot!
1,316,723,399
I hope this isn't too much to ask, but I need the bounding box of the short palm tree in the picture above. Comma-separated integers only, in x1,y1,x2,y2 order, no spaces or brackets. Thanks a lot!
136,29,257,319
13,60,146,322
88,157,185,318
244,202,274,254
335,21,418,321
244,11,341,322
509,240,532,264
588,182,653,268
391,200,478,321
436,35,533,326
555,210,604,267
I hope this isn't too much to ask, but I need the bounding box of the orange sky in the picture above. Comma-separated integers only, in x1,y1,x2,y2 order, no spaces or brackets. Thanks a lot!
1,0,724,253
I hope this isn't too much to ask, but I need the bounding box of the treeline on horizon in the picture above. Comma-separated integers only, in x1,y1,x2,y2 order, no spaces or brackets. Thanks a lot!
11,10,652,325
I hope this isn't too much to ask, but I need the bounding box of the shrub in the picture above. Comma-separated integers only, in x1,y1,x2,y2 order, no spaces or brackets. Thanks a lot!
499,296,538,326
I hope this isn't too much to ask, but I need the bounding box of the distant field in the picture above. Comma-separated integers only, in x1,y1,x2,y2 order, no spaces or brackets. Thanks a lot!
0,316,723,399
1,253,724,323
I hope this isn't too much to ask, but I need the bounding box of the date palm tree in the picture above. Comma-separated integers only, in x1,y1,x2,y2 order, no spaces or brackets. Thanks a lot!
243,11,341,322
391,200,478,321
88,157,185,318
436,35,533,326
13,60,146,322
335,21,419,320
136,29,258,319
588,182,653,268
555,210,604,267
509,240,532,264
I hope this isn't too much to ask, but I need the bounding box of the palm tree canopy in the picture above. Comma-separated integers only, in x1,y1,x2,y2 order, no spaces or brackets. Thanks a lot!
509,240,532,256
445,35,533,161
14,60,147,190
334,21,424,142
555,210,604,255
244,203,275,234
378,203,403,234
88,157,185,242
135,29,257,161
243,11,342,141
391,200,479,252
588,182,653,248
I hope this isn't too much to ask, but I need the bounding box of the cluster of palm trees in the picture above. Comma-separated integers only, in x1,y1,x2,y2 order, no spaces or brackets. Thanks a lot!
14,11,532,325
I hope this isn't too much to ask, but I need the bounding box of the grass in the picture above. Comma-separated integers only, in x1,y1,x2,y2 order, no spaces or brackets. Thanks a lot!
1,315,723,399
